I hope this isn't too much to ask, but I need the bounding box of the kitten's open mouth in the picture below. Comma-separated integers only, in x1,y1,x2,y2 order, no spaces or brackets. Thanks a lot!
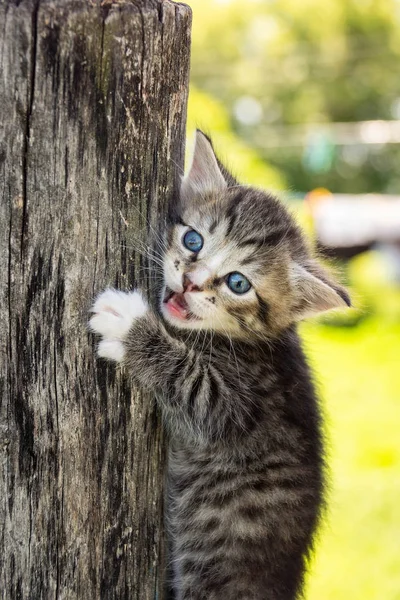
163,287,201,321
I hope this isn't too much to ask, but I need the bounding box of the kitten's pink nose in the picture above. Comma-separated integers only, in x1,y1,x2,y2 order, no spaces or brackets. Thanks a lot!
183,267,212,291
182,273,201,292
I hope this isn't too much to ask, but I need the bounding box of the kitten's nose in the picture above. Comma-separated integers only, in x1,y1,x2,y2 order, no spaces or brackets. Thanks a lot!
183,267,212,291
182,273,201,292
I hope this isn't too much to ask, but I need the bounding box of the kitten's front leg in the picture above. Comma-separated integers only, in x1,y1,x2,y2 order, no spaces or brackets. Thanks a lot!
90,290,237,441
90,288,187,393
89,288,148,363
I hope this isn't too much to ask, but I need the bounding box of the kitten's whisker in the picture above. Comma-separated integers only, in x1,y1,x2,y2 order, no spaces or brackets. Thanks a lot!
121,217,168,261
128,202,169,253
212,313,245,398
120,243,165,269
169,157,185,177
207,329,214,373
136,265,163,274
122,238,165,262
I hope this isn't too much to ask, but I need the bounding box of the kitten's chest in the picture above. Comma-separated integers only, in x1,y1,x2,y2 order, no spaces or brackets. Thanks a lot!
167,441,230,491
166,439,252,506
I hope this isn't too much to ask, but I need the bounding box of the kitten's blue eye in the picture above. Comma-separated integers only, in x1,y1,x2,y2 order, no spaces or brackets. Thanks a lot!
226,272,251,295
183,229,203,253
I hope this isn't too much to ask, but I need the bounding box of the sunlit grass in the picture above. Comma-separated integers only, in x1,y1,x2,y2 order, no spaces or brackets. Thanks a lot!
300,318,400,600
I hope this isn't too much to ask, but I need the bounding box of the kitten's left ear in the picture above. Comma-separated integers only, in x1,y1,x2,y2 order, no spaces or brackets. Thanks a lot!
181,130,227,203
290,261,351,320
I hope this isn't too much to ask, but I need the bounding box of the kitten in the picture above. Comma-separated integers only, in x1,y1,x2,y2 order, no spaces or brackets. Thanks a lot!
90,130,350,600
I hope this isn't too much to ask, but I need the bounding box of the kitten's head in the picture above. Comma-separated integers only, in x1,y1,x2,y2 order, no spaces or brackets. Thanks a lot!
161,130,350,340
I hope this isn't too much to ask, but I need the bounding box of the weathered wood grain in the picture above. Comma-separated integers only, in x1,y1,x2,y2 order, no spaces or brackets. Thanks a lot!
0,1,191,598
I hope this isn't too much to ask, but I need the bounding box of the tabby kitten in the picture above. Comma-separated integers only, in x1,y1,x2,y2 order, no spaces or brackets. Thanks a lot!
90,131,350,600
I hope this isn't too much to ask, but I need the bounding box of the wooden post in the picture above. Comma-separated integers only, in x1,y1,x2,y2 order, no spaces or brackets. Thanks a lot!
0,1,191,598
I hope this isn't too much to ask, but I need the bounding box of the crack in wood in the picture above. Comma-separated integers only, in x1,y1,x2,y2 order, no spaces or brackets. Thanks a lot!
21,0,40,259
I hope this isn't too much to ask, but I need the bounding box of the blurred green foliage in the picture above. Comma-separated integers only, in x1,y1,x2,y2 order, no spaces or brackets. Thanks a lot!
187,87,286,190
184,1,400,597
186,0,400,194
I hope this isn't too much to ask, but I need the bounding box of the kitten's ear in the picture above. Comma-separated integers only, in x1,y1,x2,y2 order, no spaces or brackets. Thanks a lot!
290,261,351,320
181,130,227,203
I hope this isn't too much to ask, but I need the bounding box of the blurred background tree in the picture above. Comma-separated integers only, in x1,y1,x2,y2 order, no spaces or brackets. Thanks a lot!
184,1,400,599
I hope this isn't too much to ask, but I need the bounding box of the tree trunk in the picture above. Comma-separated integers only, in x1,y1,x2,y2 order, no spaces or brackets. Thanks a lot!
0,1,191,598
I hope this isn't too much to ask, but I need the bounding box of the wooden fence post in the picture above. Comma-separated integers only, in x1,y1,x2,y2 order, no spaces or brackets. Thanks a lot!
0,1,191,598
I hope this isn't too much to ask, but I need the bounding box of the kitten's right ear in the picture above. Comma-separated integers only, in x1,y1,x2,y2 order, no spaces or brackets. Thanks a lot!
180,130,227,204
290,261,351,320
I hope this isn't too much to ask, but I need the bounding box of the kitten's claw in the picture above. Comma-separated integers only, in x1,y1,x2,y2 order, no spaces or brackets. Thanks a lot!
89,289,148,362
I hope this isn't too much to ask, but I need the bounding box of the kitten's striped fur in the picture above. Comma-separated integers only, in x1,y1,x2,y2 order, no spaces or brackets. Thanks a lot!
91,131,350,599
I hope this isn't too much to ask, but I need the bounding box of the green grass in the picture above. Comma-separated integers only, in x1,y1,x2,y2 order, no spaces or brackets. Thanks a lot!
300,318,400,600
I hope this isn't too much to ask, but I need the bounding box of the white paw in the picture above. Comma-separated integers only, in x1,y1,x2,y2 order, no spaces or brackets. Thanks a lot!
89,289,148,340
89,289,148,363
98,339,125,362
